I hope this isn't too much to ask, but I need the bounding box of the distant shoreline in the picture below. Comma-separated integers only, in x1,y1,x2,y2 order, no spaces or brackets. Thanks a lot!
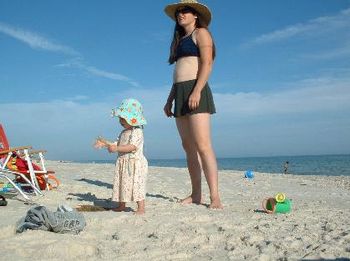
51,154,350,177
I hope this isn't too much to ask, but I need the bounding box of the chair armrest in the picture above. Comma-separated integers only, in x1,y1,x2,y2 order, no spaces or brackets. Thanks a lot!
27,149,47,155
18,149,47,158
0,146,33,155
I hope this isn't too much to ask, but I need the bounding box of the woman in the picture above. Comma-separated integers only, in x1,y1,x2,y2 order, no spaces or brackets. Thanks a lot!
163,0,222,209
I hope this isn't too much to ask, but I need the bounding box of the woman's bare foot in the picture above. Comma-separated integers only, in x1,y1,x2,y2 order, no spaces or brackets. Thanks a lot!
209,197,223,209
112,202,126,212
180,194,202,205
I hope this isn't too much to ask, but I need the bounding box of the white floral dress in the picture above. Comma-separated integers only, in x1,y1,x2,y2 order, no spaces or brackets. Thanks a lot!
112,127,148,202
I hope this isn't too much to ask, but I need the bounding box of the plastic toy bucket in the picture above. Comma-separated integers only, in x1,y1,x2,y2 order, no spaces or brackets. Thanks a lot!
262,198,292,214
244,170,254,179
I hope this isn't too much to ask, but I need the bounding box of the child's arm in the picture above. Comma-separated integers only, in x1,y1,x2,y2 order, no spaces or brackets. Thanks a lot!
107,144,136,153
95,136,136,153
94,136,115,149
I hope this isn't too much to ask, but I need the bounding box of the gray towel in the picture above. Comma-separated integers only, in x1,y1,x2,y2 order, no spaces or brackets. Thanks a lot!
16,205,86,234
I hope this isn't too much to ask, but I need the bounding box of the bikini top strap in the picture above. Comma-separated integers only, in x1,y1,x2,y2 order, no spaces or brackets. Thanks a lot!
190,28,197,35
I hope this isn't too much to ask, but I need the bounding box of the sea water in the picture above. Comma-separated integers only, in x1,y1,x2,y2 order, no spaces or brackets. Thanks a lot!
148,154,350,176
83,154,350,176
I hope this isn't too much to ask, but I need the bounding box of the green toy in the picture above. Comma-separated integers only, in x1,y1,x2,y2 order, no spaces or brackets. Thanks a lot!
262,193,292,214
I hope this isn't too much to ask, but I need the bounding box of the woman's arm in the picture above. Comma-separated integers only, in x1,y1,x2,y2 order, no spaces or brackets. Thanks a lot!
164,84,175,117
189,28,213,110
166,84,176,104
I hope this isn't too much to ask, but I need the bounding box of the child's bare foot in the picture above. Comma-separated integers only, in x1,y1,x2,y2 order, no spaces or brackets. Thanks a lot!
111,206,126,212
209,197,223,209
134,209,145,215
134,200,145,215
112,202,126,212
180,194,202,205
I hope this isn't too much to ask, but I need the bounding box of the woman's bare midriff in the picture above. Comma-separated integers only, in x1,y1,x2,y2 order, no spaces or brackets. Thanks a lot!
173,56,199,83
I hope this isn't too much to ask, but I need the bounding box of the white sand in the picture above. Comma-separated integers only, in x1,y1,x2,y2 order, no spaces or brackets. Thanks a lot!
1,161,350,260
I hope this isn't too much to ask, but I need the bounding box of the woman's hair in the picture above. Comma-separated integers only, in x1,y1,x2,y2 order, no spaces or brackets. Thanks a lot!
168,9,216,64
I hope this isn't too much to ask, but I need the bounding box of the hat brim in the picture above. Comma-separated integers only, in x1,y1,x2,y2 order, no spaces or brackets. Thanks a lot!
164,2,211,26
115,110,147,127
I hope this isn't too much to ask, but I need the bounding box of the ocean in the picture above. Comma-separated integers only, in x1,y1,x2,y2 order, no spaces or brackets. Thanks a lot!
84,154,350,176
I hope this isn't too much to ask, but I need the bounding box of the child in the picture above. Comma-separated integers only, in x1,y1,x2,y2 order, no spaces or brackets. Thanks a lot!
95,98,148,215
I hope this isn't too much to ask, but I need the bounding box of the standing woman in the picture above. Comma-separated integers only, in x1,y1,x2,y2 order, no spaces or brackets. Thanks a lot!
163,0,222,209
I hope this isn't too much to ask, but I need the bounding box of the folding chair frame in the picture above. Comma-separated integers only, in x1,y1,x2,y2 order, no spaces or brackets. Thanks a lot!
0,124,55,193
0,171,32,201
0,146,44,195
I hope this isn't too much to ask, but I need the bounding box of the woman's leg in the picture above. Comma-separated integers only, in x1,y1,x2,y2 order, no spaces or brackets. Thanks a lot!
176,116,203,204
188,113,223,209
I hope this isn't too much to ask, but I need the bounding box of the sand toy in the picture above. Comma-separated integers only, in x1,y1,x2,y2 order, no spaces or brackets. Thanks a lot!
244,170,254,179
262,193,292,214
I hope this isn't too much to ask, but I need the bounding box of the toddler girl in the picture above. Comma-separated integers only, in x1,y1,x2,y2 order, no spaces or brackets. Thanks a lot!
95,98,148,215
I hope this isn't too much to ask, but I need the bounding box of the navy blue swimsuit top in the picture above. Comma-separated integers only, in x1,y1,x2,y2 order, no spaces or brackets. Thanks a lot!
175,30,200,61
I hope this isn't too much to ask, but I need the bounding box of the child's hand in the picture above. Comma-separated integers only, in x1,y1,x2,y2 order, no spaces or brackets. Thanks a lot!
107,144,118,153
94,136,113,149
94,139,106,149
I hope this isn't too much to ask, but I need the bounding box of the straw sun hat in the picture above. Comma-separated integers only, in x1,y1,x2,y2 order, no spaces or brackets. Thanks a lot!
164,0,212,26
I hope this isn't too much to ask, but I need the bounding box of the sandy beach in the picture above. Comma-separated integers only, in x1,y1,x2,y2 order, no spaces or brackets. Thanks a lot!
1,160,350,260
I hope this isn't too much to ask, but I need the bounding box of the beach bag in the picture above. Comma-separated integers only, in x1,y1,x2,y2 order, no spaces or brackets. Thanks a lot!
16,205,86,234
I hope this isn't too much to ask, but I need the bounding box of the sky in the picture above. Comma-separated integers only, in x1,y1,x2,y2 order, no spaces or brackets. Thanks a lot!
1,0,350,161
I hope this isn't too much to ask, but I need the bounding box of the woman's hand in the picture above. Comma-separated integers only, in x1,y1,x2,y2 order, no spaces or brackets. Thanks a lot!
163,101,174,117
188,90,201,110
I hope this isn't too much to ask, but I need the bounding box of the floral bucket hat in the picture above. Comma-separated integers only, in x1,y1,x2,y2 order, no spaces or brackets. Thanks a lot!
111,98,147,126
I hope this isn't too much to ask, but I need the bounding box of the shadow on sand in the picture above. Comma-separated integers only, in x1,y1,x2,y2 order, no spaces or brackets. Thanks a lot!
75,178,112,189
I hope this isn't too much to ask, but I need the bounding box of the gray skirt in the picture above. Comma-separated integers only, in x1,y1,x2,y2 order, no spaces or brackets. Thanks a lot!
173,79,216,117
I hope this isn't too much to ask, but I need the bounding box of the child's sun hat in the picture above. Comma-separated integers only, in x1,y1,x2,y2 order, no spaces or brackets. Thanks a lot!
112,98,147,127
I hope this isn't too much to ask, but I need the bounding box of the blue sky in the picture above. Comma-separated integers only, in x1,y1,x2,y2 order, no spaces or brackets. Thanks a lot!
1,0,350,161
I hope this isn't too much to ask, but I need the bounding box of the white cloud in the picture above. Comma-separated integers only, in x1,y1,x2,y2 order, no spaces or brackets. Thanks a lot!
0,22,79,55
244,8,350,47
0,88,176,160
301,42,350,60
214,76,350,116
1,74,349,160
64,95,89,101
56,58,140,87
210,74,350,157
0,21,140,86
85,66,140,87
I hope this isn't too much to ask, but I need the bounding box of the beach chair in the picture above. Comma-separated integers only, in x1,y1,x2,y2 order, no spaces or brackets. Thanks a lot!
0,169,35,201
0,124,59,193
0,146,44,196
